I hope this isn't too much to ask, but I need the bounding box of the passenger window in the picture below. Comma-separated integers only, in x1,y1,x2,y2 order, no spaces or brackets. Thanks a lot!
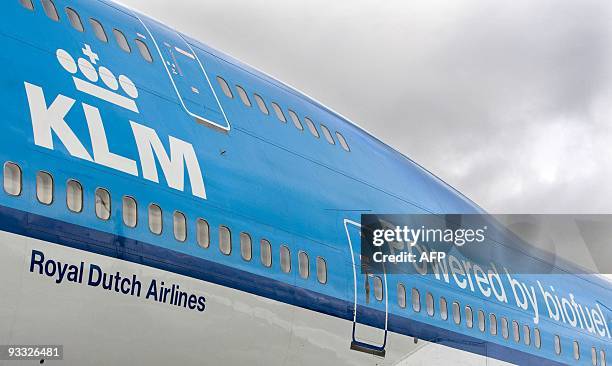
373,276,383,301
253,94,269,115
94,188,111,220
501,317,509,339
89,19,107,43
20,0,34,11
554,335,561,355
490,314,497,335
65,7,84,32
280,245,291,273
512,320,520,342
41,0,59,21
236,85,251,107
602,350,606,366
219,226,231,255
534,328,541,349
320,124,335,145
304,117,320,138
288,110,304,131
452,302,461,325
440,297,448,320
134,39,153,62
66,180,83,213
148,204,162,235
465,306,473,328
3,162,22,196
196,219,210,248
412,288,421,312
36,171,53,204
240,232,252,261
573,341,580,360
298,251,309,279
261,239,272,268
316,256,327,284
523,325,531,345
397,283,406,308
478,310,486,332
216,76,233,98
173,211,187,242
271,102,286,123
426,292,434,316
592,347,597,366
336,131,350,152
122,196,137,228
113,29,131,53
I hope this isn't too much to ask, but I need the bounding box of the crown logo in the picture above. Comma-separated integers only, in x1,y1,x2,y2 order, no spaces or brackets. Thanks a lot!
56,44,139,113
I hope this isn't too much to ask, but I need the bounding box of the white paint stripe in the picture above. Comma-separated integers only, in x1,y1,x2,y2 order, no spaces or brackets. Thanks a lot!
174,46,195,59
73,77,139,113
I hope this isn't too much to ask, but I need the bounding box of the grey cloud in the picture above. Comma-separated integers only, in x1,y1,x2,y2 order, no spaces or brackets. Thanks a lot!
119,0,612,213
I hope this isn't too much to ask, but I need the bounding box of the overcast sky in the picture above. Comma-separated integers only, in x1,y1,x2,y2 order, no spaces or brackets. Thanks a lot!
119,0,612,213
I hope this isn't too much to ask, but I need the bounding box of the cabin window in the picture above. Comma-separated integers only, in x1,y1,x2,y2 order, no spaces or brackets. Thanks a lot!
41,0,59,21
523,325,531,345
452,302,461,324
66,180,83,213
573,341,580,360
592,347,598,366
478,310,486,332
135,39,153,63
465,306,473,328
19,0,34,11
501,317,509,339
216,76,233,98
148,204,162,235
298,251,309,279
336,131,350,152
512,320,520,342
219,226,231,255
426,292,435,316
236,85,251,107
90,18,108,43
94,188,111,220
373,276,383,301
440,297,448,320
554,335,561,355
271,102,286,123
173,211,187,242
122,196,137,228
280,245,291,273
412,288,421,312
316,257,327,284
240,232,252,261
320,124,335,145
113,29,131,53
3,162,22,196
490,314,498,335
304,117,320,138
261,239,272,268
502,317,510,339
65,8,84,32
36,171,53,204
288,110,303,131
397,283,406,308
196,219,210,248
534,328,541,349
253,94,269,115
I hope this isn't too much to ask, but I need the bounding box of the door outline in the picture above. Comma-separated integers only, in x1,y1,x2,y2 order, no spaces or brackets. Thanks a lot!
344,219,388,357
133,14,231,132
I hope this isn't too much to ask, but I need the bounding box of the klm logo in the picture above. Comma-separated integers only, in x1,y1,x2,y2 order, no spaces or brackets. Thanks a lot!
24,44,206,199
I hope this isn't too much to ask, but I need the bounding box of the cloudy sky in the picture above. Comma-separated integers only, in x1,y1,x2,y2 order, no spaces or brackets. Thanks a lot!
119,0,612,213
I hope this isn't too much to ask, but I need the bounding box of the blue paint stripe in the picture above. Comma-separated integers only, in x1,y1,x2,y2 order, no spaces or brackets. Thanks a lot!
1,205,567,365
